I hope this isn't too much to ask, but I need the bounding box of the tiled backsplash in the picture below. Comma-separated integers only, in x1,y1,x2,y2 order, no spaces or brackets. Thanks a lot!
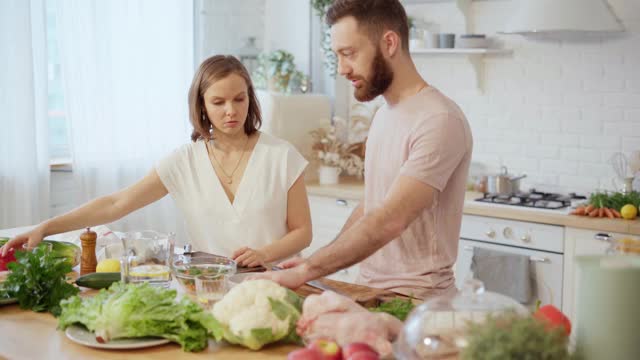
399,0,640,194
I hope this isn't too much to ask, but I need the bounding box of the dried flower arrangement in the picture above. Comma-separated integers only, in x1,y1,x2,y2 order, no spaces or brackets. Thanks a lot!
310,117,365,178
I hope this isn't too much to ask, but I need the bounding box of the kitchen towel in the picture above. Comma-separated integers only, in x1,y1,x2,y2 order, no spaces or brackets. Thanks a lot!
471,247,533,303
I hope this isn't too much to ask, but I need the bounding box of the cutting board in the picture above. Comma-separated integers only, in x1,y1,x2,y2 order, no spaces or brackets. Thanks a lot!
295,278,407,307
187,252,406,306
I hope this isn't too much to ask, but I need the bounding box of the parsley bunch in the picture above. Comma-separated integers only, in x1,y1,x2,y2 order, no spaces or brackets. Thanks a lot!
589,191,640,211
461,311,572,360
369,298,415,321
5,246,79,316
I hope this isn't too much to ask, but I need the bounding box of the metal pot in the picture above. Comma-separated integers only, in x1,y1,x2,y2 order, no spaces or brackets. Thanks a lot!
486,166,526,195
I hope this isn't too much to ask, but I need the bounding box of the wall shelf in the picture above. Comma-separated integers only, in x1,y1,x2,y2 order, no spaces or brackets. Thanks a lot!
410,48,513,93
410,48,512,55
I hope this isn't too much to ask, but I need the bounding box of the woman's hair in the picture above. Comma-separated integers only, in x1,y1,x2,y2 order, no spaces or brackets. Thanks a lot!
188,55,262,142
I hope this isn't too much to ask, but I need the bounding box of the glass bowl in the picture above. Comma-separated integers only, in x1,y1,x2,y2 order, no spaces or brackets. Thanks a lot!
171,255,237,295
394,279,528,359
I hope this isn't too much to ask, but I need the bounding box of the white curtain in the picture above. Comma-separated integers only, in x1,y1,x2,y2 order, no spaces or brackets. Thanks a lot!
0,0,50,228
55,0,193,238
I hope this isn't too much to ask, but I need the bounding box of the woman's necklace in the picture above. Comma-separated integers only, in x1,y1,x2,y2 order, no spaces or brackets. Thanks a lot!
209,135,250,184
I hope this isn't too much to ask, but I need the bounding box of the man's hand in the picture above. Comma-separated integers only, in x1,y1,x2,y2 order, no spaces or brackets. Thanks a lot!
232,247,267,268
250,265,308,289
277,256,305,269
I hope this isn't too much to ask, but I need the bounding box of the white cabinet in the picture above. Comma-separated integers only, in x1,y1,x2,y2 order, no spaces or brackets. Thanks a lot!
307,195,360,284
562,227,640,323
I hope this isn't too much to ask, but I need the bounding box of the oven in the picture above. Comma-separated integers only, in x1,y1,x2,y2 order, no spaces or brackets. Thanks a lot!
454,214,565,310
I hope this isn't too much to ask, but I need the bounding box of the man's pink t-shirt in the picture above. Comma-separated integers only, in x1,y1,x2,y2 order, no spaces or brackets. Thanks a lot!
357,86,473,299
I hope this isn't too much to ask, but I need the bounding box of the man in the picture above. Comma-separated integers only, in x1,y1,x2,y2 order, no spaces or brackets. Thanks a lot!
260,0,473,299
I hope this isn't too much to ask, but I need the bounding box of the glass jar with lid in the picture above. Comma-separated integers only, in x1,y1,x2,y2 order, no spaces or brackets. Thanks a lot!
394,279,528,359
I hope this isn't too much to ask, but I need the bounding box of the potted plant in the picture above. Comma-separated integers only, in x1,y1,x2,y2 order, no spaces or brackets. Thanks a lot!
310,117,364,185
311,0,337,77
253,50,309,93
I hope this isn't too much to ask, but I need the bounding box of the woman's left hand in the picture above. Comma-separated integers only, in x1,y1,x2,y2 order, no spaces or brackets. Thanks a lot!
232,247,267,268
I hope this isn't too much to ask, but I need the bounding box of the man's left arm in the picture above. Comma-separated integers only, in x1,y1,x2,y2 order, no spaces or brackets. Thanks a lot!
261,112,468,289
299,175,438,281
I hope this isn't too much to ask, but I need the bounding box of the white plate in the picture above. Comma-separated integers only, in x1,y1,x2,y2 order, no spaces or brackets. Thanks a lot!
0,297,17,305
65,325,171,350
0,271,16,305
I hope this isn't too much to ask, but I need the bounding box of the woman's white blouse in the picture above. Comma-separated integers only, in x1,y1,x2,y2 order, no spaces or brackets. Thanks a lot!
156,132,308,257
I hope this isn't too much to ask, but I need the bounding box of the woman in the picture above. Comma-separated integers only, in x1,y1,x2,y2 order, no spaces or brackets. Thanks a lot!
0,55,312,268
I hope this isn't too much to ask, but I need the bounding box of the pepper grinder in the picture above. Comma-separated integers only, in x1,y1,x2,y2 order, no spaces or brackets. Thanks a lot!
80,227,98,275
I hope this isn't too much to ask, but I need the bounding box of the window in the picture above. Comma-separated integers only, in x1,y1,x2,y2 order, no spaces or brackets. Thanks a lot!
46,1,71,164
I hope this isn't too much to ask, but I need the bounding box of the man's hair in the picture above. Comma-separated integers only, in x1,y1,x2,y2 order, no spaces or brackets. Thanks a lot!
326,0,409,53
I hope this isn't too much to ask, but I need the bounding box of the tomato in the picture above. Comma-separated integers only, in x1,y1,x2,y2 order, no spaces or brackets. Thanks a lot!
0,248,16,271
534,305,571,336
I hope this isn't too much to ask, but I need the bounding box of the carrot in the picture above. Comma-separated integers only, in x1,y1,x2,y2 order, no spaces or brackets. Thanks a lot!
585,204,595,213
599,208,605,217
604,208,615,219
571,207,586,216
611,208,622,218
589,208,599,217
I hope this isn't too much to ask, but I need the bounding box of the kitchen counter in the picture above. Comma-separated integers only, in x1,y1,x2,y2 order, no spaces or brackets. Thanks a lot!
0,269,401,359
306,179,640,236
306,176,365,200
0,305,297,359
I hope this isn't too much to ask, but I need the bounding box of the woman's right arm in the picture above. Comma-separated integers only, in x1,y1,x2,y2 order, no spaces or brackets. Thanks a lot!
0,169,168,255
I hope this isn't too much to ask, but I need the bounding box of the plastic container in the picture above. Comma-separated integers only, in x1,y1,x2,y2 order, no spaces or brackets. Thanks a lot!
575,255,640,360
394,279,528,359
439,33,455,49
455,34,488,49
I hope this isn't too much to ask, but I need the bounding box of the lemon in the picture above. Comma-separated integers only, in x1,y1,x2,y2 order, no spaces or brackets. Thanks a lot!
96,259,121,273
129,264,170,278
620,204,638,220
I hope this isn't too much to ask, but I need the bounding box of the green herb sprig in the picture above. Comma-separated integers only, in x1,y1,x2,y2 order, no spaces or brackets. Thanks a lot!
369,298,415,321
461,311,573,360
589,191,640,211
5,246,79,316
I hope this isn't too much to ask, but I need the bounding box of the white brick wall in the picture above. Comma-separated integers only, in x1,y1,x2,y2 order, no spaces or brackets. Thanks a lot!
405,0,640,194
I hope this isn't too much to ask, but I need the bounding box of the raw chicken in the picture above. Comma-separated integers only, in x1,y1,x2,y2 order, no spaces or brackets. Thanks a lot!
298,291,403,358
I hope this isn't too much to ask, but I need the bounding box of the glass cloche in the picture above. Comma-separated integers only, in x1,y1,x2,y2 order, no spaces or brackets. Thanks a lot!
394,279,529,359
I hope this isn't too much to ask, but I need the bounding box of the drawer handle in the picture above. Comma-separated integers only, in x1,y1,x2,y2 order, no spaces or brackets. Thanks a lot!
594,233,613,243
336,199,348,207
464,246,549,263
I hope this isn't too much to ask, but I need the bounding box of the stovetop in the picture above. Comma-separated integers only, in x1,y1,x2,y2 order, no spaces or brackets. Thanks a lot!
475,189,587,210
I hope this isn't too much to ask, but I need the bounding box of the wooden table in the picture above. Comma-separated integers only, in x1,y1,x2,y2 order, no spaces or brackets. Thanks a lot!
0,302,299,360
0,273,404,359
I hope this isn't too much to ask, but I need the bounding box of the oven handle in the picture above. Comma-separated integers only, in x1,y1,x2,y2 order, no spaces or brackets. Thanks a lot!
463,246,550,263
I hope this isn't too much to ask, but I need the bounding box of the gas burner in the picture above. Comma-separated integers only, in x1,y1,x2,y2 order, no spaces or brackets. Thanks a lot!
476,189,585,210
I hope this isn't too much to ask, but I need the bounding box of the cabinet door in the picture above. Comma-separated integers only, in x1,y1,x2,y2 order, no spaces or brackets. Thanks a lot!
563,227,640,323
307,195,360,283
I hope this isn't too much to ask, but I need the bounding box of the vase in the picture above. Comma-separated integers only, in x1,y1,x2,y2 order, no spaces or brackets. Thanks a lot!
318,165,341,185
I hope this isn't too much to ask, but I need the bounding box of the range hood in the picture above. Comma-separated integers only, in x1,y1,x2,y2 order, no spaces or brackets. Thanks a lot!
502,0,623,34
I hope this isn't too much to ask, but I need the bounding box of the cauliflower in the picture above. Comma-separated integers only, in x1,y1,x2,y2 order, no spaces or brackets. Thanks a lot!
209,279,303,350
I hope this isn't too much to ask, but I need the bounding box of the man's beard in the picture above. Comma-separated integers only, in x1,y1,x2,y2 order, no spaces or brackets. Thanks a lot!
353,48,394,102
